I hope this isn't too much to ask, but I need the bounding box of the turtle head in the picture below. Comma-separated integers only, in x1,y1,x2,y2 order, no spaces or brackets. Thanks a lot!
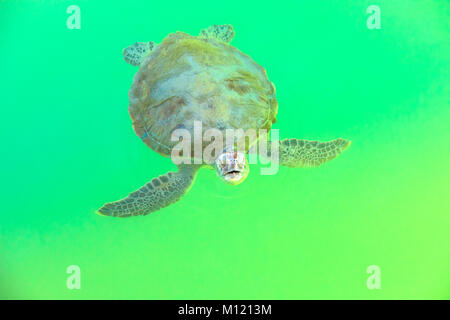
214,147,249,186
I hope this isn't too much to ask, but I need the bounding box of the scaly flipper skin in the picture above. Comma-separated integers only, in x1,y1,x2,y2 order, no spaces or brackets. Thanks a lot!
271,138,351,168
123,41,156,66
199,24,235,43
97,165,200,217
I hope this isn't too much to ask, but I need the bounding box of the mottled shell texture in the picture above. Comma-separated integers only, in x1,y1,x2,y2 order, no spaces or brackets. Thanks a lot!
128,32,278,158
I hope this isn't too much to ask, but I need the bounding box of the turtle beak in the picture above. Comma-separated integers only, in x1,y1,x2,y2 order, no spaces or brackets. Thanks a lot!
223,170,244,183
215,150,249,185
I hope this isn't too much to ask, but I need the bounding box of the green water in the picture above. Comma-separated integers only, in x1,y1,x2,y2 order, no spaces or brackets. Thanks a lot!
1,0,449,299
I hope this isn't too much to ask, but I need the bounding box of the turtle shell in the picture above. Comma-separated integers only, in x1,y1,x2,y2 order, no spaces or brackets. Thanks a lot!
128,32,278,159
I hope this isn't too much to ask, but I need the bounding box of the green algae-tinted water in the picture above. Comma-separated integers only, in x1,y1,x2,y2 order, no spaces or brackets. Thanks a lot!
1,0,448,299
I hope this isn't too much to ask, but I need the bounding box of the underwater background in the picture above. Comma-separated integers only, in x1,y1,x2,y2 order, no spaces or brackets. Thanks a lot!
0,0,448,299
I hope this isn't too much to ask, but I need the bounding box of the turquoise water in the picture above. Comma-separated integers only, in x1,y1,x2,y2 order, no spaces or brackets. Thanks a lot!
0,0,449,299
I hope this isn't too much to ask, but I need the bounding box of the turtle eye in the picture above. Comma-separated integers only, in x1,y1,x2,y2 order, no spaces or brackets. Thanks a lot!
218,158,227,169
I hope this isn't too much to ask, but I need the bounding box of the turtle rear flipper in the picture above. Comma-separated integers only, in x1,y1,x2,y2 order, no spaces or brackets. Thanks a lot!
199,24,235,43
123,41,156,66
272,138,351,168
97,165,200,217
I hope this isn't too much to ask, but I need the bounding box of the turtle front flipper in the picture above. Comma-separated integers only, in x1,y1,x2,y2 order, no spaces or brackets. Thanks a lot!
199,24,235,43
271,138,351,168
97,165,200,217
123,41,156,66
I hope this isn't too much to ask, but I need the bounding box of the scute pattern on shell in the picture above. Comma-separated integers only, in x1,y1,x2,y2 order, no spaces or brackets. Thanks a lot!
128,32,278,158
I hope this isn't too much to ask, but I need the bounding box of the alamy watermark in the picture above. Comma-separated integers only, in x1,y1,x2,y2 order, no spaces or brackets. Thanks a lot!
170,120,280,176
366,5,381,30
366,265,381,290
66,5,81,29
66,265,81,290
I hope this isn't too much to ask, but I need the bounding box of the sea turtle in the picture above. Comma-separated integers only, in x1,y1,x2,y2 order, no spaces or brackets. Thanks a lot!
97,24,351,217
